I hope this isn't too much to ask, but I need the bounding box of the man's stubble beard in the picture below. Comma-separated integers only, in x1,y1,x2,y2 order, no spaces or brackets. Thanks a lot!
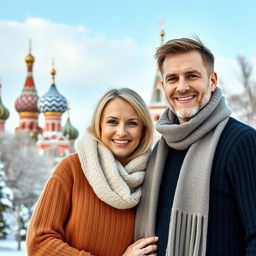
166,85,212,122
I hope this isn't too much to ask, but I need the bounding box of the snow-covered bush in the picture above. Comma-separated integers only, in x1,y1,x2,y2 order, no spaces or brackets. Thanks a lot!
0,162,13,239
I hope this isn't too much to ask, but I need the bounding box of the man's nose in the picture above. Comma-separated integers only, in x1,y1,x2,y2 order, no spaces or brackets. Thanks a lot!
176,78,189,92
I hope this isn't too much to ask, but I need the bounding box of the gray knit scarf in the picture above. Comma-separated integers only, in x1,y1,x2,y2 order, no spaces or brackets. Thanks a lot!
135,87,231,256
76,133,150,210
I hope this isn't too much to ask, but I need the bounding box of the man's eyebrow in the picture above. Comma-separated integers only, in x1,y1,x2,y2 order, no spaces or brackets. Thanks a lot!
164,69,202,80
185,70,201,75
164,73,177,80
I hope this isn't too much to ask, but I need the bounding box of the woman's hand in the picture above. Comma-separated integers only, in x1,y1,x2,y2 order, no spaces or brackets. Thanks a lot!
122,236,158,256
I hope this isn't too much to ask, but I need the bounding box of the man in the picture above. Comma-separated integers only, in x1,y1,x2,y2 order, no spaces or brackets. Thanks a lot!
135,38,256,256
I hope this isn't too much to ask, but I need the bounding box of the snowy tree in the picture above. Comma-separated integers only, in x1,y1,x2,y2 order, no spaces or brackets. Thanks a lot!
0,161,13,239
0,132,54,248
224,55,256,127
0,133,53,204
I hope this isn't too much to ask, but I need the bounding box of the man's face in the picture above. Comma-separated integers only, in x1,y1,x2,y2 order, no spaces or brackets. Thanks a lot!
161,51,217,123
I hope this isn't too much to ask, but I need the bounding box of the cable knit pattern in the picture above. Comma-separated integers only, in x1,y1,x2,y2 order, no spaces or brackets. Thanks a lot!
27,153,136,256
76,133,150,209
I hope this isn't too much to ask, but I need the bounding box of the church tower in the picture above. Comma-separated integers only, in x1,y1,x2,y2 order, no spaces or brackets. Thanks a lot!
37,64,70,160
149,29,167,142
15,43,42,140
0,81,10,132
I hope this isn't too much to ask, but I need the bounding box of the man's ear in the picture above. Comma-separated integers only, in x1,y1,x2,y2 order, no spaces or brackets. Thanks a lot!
161,80,164,89
210,72,218,92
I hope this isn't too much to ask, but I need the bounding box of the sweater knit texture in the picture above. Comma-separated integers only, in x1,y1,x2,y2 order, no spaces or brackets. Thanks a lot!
155,148,187,255
26,153,135,256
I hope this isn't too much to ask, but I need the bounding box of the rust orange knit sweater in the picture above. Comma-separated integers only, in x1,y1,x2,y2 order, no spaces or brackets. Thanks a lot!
26,153,135,256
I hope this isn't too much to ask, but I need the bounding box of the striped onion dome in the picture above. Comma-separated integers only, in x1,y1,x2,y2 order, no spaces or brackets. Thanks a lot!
38,67,68,113
15,51,39,113
62,116,79,140
0,82,9,120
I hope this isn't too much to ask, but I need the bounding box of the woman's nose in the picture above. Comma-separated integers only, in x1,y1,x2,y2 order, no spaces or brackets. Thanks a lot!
116,124,127,137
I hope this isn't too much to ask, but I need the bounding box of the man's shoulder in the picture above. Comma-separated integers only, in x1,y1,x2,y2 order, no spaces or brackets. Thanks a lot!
223,117,256,136
147,138,168,164
218,117,256,150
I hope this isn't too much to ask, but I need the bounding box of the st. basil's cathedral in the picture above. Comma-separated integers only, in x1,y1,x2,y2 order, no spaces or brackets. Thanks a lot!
0,30,167,161
1,44,79,162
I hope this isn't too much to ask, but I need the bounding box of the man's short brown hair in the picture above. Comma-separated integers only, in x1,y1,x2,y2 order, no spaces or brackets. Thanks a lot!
155,37,214,75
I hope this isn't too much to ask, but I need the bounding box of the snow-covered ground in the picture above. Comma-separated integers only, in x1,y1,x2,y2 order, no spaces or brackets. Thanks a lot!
0,239,27,256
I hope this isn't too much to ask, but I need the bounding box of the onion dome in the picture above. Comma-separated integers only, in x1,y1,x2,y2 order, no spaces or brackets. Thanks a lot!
160,29,165,46
0,82,10,120
25,53,35,64
15,88,39,112
15,48,39,113
159,20,166,46
38,66,68,114
62,111,79,140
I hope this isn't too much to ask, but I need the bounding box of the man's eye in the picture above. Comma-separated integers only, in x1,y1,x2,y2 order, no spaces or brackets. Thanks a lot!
187,74,198,80
107,120,117,125
167,77,177,82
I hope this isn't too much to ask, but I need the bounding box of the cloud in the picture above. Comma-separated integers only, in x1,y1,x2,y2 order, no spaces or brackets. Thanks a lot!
0,17,156,135
0,17,252,136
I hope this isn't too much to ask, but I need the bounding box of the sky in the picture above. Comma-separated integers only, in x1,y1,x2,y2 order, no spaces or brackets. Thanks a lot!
0,0,256,136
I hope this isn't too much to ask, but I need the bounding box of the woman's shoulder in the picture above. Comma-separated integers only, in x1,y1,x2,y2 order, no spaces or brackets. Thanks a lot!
51,153,83,186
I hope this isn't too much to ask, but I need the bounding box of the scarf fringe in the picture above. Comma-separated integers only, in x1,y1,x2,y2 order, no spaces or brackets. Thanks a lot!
166,209,206,256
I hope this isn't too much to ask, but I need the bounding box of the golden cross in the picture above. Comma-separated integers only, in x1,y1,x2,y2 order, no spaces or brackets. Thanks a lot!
159,20,166,27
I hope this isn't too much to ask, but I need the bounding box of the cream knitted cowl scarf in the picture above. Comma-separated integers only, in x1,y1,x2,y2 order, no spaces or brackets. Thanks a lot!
135,87,231,256
76,133,150,210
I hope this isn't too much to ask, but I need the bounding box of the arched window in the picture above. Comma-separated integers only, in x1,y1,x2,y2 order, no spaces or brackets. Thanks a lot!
156,89,161,102
29,122,33,130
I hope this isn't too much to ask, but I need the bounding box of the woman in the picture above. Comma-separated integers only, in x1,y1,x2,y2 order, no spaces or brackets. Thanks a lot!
27,88,158,256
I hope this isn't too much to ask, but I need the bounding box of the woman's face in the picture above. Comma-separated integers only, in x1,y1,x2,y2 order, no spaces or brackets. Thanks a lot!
100,97,144,165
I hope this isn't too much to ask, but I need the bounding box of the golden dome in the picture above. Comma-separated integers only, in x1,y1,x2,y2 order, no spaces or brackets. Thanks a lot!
160,30,165,37
50,68,56,76
25,53,35,63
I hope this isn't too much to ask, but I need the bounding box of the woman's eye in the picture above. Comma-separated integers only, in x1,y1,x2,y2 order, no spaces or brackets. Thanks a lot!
127,121,138,127
107,119,117,125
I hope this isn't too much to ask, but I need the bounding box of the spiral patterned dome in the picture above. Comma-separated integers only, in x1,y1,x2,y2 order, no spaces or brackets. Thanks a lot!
62,116,79,140
38,68,68,114
0,83,9,121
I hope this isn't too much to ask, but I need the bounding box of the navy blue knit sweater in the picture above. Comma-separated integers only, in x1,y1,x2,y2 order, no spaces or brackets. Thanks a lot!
155,117,256,256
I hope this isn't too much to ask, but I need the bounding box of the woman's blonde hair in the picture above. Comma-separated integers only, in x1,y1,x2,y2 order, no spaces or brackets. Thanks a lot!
88,88,154,161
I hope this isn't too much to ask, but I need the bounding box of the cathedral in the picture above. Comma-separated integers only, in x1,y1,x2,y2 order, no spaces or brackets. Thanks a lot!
0,30,167,160
2,45,79,161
